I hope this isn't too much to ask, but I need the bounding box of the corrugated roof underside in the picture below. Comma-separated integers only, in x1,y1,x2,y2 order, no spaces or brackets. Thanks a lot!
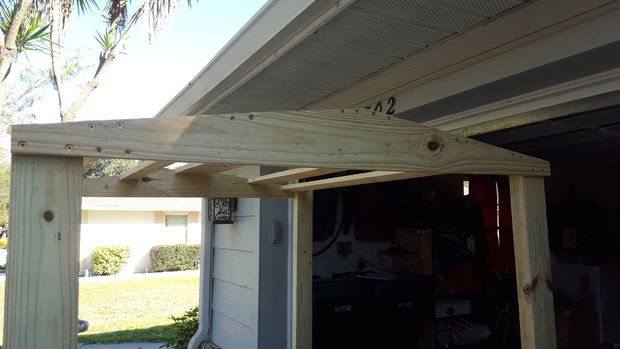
206,0,526,115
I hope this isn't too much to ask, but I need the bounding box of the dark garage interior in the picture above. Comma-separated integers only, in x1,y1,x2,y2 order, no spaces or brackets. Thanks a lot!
310,105,620,349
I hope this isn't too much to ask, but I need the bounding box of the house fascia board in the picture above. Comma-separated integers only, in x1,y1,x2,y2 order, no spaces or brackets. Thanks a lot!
156,0,355,117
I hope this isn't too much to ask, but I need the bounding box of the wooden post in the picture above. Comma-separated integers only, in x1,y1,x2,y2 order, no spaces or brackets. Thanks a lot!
292,192,312,349
509,176,556,349
3,155,82,349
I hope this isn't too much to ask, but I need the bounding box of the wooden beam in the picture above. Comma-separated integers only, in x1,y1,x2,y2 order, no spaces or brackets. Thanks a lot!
11,109,550,176
83,157,97,173
509,176,557,349
248,167,342,184
119,160,175,180
4,155,82,349
282,171,433,191
175,162,242,175
292,191,312,349
83,169,292,198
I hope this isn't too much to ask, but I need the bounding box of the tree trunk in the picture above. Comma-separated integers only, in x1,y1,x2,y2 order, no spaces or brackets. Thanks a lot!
61,1,146,122
62,54,115,122
49,4,68,122
0,0,36,101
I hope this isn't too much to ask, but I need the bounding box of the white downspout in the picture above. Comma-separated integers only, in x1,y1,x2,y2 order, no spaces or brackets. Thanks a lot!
188,199,215,349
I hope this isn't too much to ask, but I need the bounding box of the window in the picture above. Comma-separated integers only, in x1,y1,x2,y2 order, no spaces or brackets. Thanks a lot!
165,215,188,243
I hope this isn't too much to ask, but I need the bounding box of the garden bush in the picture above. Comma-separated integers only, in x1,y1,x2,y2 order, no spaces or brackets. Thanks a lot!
91,245,131,275
149,244,200,272
162,306,199,349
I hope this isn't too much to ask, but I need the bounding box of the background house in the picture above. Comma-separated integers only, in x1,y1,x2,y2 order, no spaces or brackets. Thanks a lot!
80,197,202,274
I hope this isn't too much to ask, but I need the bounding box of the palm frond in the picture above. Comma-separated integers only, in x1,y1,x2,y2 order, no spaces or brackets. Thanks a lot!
94,24,116,56
0,0,51,53
147,0,194,37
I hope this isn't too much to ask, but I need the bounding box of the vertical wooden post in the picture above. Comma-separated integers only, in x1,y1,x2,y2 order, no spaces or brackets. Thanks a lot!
292,192,312,349
3,155,82,349
509,176,556,349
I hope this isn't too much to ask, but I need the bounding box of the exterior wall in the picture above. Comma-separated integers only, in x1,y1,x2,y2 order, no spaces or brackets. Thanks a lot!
210,198,260,349
258,182,290,347
80,210,201,274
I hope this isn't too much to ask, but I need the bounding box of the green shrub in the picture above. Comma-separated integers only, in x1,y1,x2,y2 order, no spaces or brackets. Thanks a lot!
91,245,131,275
162,306,199,349
149,244,200,272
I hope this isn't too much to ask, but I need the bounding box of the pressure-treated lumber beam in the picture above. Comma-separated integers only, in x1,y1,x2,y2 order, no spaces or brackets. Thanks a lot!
83,169,292,198
120,160,175,180
292,192,312,349
83,157,97,173
4,155,82,349
11,109,550,176
282,171,433,191
175,162,242,175
248,167,342,184
509,176,557,349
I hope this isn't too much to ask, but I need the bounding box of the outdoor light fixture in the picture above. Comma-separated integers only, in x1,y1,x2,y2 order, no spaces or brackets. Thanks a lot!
207,198,238,224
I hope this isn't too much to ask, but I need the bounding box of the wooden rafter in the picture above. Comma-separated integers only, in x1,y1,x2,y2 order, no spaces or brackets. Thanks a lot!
281,171,433,191
83,169,291,198
248,167,342,184
119,160,175,181
175,162,242,175
11,109,550,177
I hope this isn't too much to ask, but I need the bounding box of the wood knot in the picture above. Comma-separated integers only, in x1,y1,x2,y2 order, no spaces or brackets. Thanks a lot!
43,210,54,222
427,140,440,151
425,137,444,153
523,275,540,297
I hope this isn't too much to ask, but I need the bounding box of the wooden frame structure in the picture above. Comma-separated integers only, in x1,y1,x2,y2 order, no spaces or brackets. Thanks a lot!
5,109,555,349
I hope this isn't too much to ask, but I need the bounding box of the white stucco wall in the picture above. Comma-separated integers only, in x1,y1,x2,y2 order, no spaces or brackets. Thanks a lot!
80,210,201,274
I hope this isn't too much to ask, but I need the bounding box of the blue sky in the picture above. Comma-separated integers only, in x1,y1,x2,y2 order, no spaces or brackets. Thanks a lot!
15,0,269,124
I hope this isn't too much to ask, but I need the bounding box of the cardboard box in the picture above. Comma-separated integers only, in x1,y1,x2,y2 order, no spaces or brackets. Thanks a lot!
392,228,432,275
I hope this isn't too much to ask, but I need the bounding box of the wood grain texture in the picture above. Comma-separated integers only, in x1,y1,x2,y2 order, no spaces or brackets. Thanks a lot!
292,192,312,349
509,176,557,349
83,170,292,198
175,163,242,175
3,155,82,349
82,157,97,173
12,109,550,176
281,171,433,191
248,168,342,184
119,160,175,180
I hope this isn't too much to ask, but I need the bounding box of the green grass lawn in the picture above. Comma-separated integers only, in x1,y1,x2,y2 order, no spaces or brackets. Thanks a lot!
0,271,199,344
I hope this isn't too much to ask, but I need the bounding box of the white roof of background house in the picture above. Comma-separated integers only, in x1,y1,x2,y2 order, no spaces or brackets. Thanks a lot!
82,197,202,211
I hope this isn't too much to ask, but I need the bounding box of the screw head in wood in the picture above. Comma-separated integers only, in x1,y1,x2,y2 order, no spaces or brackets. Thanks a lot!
88,124,96,130
116,122,125,129
248,114,255,120
65,144,74,151
17,141,27,147
43,210,54,222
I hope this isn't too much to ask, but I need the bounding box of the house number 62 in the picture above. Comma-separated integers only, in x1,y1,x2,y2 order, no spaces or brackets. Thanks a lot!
370,97,396,115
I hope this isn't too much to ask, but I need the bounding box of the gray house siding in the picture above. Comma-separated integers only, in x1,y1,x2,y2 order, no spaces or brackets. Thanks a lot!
209,167,290,349
211,197,260,349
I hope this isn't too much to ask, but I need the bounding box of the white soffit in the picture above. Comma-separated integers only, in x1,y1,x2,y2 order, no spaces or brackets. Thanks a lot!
206,0,526,114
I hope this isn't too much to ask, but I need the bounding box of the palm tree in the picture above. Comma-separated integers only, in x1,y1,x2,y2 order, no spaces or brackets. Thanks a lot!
0,0,192,122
